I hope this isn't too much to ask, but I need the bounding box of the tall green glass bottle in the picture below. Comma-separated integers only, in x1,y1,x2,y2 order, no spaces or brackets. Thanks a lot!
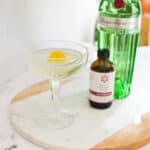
97,0,141,99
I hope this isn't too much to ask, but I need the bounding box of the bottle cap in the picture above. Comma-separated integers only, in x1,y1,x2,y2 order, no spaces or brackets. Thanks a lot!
114,0,124,8
97,49,110,59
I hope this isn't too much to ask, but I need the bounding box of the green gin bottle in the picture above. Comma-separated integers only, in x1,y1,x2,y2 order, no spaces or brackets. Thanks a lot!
97,0,141,99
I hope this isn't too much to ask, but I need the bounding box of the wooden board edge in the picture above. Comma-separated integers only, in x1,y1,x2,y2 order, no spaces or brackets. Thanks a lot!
90,112,150,150
11,80,49,104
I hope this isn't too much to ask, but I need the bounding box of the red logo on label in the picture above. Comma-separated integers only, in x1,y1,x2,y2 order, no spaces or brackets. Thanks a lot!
101,75,108,83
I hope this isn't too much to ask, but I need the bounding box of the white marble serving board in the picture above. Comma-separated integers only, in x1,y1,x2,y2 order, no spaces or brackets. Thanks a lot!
9,70,150,150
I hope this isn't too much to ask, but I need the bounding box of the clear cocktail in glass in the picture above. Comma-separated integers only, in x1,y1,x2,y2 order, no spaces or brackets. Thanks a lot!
29,41,88,129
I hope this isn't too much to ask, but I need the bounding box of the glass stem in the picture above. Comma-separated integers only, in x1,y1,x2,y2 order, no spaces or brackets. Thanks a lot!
49,80,60,102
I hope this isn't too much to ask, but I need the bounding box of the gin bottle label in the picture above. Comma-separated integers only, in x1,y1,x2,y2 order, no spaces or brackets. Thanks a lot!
97,15,140,30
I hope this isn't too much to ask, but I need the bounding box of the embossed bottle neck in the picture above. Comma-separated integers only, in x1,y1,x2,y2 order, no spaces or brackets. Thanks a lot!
99,0,141,18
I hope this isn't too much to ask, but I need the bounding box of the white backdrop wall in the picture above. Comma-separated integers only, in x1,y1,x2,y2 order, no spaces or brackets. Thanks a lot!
0,0,98,84
25,0,98,42
0,0,26,84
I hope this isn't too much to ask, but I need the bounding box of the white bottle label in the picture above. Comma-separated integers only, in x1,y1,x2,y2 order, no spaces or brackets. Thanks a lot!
90,71,115,103
97,15,140,30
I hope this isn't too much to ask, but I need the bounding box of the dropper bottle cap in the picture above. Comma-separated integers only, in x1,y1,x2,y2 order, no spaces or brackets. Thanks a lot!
97,49,110,59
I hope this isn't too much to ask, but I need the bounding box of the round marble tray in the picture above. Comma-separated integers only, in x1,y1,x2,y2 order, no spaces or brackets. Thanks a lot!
9,74,150,150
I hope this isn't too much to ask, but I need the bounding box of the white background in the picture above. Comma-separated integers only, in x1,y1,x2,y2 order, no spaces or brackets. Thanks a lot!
0,0,98,84
0,0,26,84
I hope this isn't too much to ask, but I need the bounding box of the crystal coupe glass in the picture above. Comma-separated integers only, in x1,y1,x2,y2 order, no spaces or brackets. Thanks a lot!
29,41,88,129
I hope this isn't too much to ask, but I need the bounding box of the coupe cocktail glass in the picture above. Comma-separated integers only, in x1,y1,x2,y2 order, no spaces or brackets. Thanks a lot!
29,41,88,129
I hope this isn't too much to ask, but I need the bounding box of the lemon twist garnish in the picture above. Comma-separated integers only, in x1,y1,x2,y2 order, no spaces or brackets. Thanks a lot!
48,50,66,63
